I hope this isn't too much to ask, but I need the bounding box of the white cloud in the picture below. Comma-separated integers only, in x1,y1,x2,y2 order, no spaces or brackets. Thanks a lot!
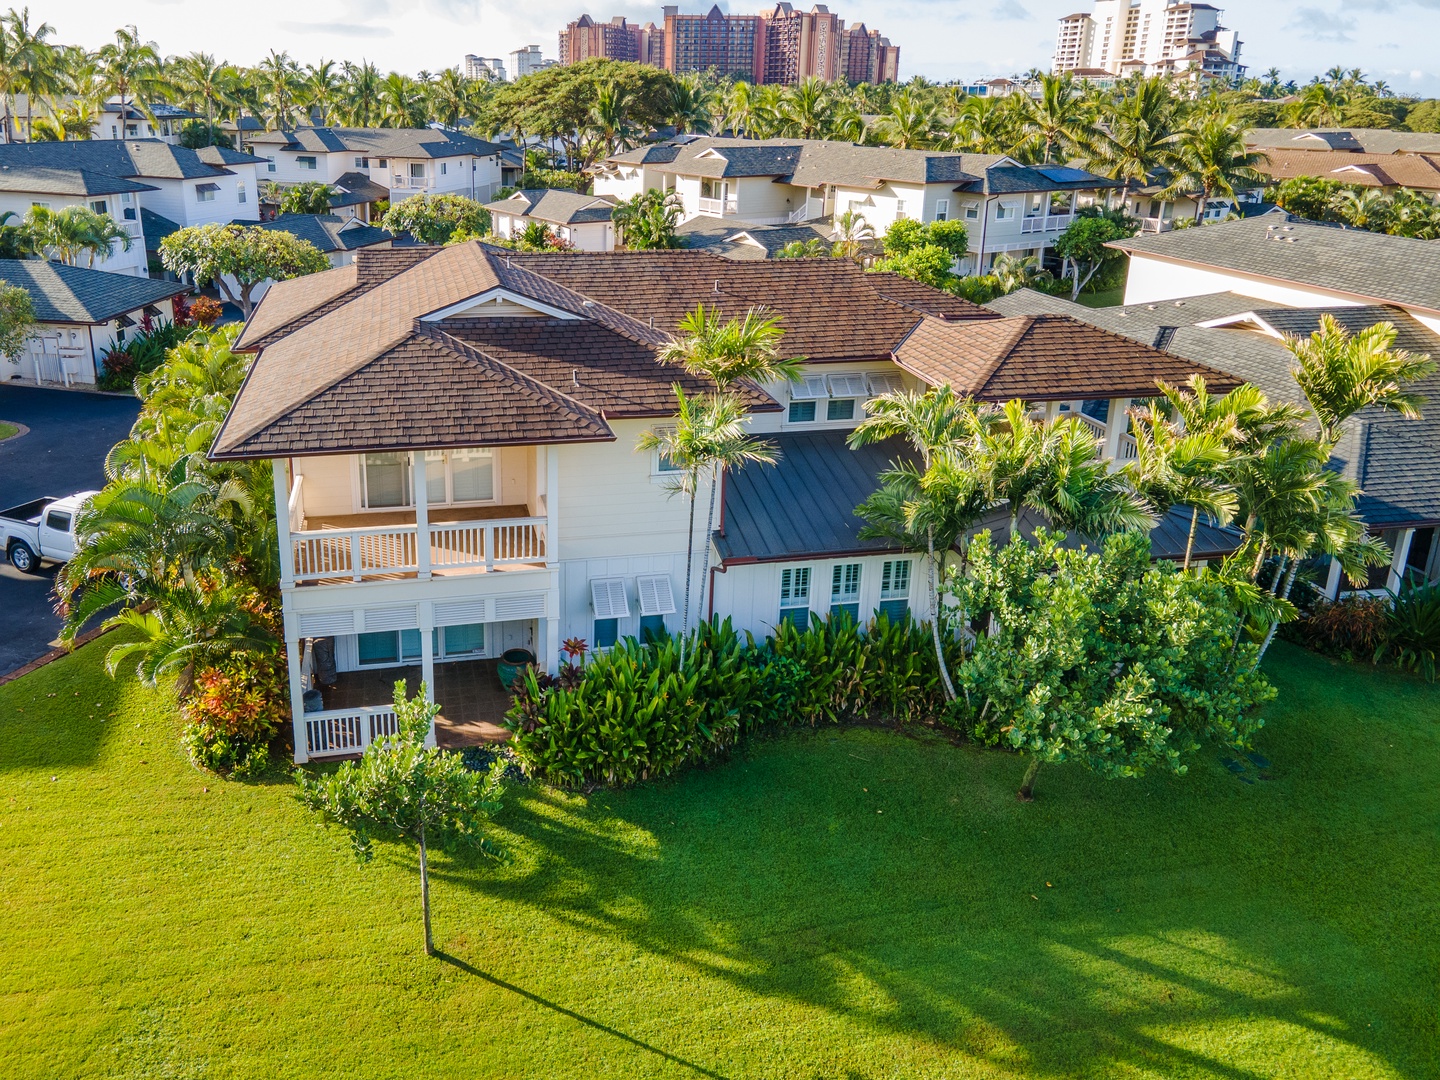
992,0,1031,20
1285,5,1357,42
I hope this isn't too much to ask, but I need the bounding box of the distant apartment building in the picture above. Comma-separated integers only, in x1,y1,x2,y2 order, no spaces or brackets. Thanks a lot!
463,55,507,81
556,4,898,84
509,46,557,79
1052,1,1243,82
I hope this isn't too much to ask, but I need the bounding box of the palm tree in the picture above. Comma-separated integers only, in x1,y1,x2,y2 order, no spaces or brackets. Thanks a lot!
1025,417,1155,537
636,390,777,666
1161,112,1268,221
851,388,998,701
340,60,381,127
1334,188,1392,232
989,252,1048,294
1021,74,1089,164
1088,76,1180,204
662,74,714,135
378,72,425,128
775,238,828,258
831,209,874,261
1284,315,1435,444
878,88,938,149
946,94,1019,155
24,205,132,266
258,50,301,129
426,67,470,129
7,9,62,142
298,60,341,126
174,52,240,128
1124,406,1237,568
778,77,836,140
588,79,636,157
96,26,168,135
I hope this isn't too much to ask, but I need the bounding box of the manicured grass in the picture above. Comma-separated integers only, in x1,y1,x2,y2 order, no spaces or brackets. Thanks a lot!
0,421,19,441
1,641,1436,1079
1077,287,1125,309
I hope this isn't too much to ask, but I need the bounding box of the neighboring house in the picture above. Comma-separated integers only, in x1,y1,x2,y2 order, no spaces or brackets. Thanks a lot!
247,126,504,207
1245,128,1440,157
483,189,618,251
91,101,202,143
212,242,1234,762
0,140,263,276
0,259,187,387
677,216,835,260
593,136,1117,272
1252,148,1440,197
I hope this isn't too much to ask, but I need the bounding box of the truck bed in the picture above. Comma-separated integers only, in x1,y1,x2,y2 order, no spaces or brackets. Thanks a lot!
0,497,55,526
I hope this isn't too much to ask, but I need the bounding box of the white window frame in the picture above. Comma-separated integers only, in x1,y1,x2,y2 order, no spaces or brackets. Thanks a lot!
934,199,949,222
410,162,427,180
830,562,862,611
791,375,829,400
880,559,911,600
297,155,318,171
964,202,980,220
651,426,684,476
422,448,498,506
355,156,368,169
894,199,907,220
779,566,812,618
590,578,630,620
996,201,1018,221
237,181,246,204
196,185,216,203
826,373,869,399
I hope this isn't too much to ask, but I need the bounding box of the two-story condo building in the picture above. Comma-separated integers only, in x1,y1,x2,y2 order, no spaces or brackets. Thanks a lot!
0,139,264,275
246,127,505,214
214,243,1235,762
593,136,1118,272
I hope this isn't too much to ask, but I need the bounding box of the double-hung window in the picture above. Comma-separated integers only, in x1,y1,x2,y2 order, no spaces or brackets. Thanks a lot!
779,567,811,628
89,199,108,215
830,563,861,621
879,559,912,622
266,156,276,173
934,199,949,222
237,181,246,204
894,199,907,220
788,375,828,424
297,155,318,171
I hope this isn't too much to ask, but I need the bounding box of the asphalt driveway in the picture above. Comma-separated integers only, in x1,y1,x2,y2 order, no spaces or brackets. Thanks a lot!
0,384,139,676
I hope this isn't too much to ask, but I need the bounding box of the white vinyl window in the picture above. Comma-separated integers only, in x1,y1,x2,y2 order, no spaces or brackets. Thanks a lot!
361,452,411,508
89,199,108,215
266,156,276,173
652,426,683,474
964,202,980,220
237,181,246,204
881,559,911,599
636,575,677,617
297,155,318,171
355,157,369,168
894,199,907,220
590,578,630,619
779,566,811,627
410,162,426,180
424,448,495,504
788,375,829,424
934,199,949,222
996,201,1018,221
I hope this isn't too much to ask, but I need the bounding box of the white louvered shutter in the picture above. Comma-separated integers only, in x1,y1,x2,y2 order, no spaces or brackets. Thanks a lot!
827,372,870,398
791,375,829,399
867,372,904,397
494,593,547,620
589,579,630,619
636,574,676,616
363,606,419,632
298,610,356,637
435,598,489,626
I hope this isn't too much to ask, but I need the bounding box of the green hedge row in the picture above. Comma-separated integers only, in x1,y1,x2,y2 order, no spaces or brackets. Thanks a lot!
504,613,958,787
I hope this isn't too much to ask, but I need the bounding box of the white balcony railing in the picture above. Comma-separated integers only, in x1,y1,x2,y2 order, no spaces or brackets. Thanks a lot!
1139,217,1174,234
1020,212,1074,234
304,705,399,758
1118,433,1139,461
291,516,547,582
696,195,738,216
393,174,435,190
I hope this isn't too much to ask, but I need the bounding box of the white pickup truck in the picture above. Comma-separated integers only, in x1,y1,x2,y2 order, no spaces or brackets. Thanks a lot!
0,492,97,572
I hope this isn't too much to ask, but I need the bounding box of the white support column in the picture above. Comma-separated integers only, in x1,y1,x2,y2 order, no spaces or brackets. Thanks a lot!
1387,528,1416,593
545,444,559,568
419,600,437,748
283,600,307,763
412,451,431,581
272,458,295,589
1324,555,1344,600
1102,397,1130,465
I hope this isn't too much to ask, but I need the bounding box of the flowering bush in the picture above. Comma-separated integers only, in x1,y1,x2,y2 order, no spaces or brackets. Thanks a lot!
181,649,288,776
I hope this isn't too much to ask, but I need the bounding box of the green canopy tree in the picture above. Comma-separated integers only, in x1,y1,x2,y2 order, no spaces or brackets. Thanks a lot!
1052,209,1138,300
380,193,490,246
297,681,507,957
278,181,335,215
0,282,35,365
160,224,330,319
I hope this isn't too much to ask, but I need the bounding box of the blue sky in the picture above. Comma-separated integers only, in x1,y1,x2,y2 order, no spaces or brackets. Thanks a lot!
48,0,1440,96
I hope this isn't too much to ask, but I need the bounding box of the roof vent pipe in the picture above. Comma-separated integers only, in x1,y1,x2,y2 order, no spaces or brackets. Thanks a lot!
572,369,580,389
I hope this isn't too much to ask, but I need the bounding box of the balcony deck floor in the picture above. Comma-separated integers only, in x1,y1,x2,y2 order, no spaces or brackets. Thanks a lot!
319,658,515,746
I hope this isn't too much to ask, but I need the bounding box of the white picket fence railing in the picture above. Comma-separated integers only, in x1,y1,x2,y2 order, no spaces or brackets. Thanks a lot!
291,517,546,582
304,705,400,758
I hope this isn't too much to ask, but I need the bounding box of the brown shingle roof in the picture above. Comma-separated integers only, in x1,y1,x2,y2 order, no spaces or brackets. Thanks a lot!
212,330,612,458
235,263,359,350
1257,148,1440,191
508,252,995,363
894,314,1242,401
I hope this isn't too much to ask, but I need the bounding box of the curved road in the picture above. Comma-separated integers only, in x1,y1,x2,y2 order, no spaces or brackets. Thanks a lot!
0,384,139,677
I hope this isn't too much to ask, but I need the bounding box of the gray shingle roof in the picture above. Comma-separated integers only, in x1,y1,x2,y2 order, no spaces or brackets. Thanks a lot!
483,189,617,224
676,216,832,259
331,171,389,206
140,207,181,251
251,214,393,254
0,165,156,196
988,288,1440,529
1111,217,1440,315
0,139,237,180
0,259,187,323
248,126,501,159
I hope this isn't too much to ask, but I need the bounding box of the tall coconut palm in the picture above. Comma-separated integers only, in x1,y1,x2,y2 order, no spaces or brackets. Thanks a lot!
173,52,240,127
1161,112,1268,221
1334,188,1393,232
1284,315,1434,444
96,26,168,134
378,72,425,128
878,88,938,149
946,94,1018,155
1088,76,1180,203
588,79,635,157
850,386,994,701
426,67,470,128
636,389,777,666
299,60,341,126
258,50,302,129
340,60,381,127
662,74,714,136
778,77,835,140
1020,74,1089,164
7,9,62,141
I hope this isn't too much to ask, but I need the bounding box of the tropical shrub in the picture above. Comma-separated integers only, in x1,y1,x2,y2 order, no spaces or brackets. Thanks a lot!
505,612,955,788
1382,581,1440,680
1287,593,1391,661
97,320,196,391
188,295,225,327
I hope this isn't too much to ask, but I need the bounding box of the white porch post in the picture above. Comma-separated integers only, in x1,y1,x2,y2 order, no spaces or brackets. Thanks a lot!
1324,555,1344,600
1387,528,1416,593
1102,397,1130,466
272,458,295,589
283,602,307,763
412,451,431,581
419,600,437,748
544,445,561,675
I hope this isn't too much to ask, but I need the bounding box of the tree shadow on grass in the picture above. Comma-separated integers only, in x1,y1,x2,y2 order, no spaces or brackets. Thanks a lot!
430,698,1438,1079
434,951,736,1079
0,640,139,772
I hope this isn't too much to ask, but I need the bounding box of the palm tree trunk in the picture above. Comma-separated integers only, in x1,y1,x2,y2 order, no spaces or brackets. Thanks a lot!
928,526,956,702
418,822,434,956
679,479,697,670
1183,506,1200,571
696,463,719,632
1254,560,1299,669
1018,757,1041,801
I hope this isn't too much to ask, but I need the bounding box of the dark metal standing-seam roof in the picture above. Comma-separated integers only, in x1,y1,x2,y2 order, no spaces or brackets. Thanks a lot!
715,431,915,563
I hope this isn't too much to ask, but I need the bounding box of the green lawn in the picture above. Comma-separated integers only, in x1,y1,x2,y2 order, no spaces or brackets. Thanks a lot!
0,421,19,441
1077,287,1125,309
1,640,1436,1079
